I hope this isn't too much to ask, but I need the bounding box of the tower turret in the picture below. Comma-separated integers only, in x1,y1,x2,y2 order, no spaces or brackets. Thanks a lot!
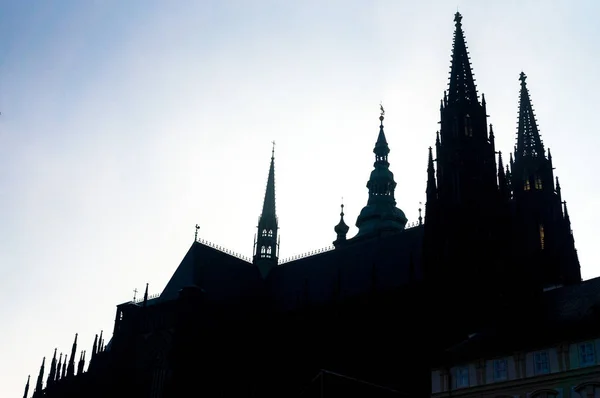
23,375,30,398
333,201,349,247
66,333,77,377
34,357,45,394
355,106,408,238
253,143,279,278
512,72,581,287
47,348,57,387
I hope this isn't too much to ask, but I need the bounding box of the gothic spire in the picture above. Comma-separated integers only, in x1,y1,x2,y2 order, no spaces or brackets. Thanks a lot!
426,146,437,203
47,348,57,386
333,201,349,247
253,142,279,278
261,142,277,220
35,357,45,393
515,72,544,160
355,108,408,238
66,333,78,377
56,353,63,380
77,351,86,375
447,12,479,105
23,375,30,398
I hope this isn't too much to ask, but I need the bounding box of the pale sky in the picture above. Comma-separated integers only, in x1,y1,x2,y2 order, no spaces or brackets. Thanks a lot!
1,1,599,396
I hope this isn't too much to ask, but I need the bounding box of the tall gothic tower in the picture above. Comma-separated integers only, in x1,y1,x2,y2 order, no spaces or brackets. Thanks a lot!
253,144,280,278
423,13,512,318
511,72,581,288
354,109,408,238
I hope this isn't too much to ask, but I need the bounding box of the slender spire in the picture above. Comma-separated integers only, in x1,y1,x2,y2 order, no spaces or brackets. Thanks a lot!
426,146,437,202
515,72,544,160
143,283,149,307
355,107,408,237
333,200,350,247
56,353,63,380
447,12,479,105
61,355,67,379
66,333,78,377
253,142,279,278
77,351,86,375
23,375,30,398
47,348,57,386
261,141,277,219
498,151,510,201
35,357,45,393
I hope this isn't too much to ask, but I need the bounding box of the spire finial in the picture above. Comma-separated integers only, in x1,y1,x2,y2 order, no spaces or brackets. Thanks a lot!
340,197,345,216
194,224,200,241
271,140,275,158
454,11,462,26
519,71,527,85
418,202,423,225
379,103,385,124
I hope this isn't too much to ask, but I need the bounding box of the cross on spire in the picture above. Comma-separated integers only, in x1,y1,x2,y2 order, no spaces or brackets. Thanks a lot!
133,288,138,301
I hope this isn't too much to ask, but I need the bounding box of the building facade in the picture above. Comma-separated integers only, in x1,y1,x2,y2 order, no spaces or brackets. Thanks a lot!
22,12,586,398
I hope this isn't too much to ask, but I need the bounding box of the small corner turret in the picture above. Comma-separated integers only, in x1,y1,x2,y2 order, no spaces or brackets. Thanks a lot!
354,105,408,238
253,142,280,278
333,200,349,248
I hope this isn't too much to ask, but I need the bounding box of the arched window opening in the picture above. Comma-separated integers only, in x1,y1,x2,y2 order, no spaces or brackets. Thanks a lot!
530,389,559,398
574,382,600,398
535,176,543,190
260,246,266,258
539,224,545,250
268,230,273,237
464,114,473,137
262,229,267,236
455,366,469,388
524,179,531,191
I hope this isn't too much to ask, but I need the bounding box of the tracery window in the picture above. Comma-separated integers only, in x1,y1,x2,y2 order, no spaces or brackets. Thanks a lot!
524,179,531,191
268,230,273,237
535,176,543,190
464,114,473,137
539,225,545,250
262,229,267,236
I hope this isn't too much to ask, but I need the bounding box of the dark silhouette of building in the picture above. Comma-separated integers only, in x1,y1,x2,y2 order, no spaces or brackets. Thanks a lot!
23,12,585,398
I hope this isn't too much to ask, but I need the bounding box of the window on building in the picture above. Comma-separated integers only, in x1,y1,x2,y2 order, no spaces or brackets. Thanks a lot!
539,225,545,250
266,246,272,258
493,358,508,381
268,229,273,237
260,246,266,258
579,342,596,367
534,351,550,375
464,115,473,137
455,366,469,388
535,176,543,190
262,229,267,236
524,179,531,191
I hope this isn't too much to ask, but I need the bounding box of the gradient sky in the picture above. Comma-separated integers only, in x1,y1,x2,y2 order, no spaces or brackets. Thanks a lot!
1,1,599,396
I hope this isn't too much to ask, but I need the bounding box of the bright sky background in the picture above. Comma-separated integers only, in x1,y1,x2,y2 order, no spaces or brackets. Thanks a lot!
1,1,599,396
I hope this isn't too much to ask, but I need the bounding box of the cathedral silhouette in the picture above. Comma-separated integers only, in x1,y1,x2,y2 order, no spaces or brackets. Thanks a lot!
23,12,587,398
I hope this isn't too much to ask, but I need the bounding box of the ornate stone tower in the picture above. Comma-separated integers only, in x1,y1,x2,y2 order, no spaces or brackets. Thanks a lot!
354,108,408,238
422,13,513,324
511,72,581,288
253,143,280,278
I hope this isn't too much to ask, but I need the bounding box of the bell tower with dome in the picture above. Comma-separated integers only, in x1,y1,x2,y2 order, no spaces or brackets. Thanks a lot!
354,107,408,239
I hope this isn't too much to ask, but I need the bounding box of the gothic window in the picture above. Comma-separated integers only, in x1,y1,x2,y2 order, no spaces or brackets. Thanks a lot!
539,224,545,250
455,366,469,388
530,389,559,398
579,342,596,367
262,229,267,236
524,179,531,191
266,246,272,256
464,114,473,137
534,351,549,375
260,246,266,258
493,359,507,381
268,230,273,237
535,175,543,190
